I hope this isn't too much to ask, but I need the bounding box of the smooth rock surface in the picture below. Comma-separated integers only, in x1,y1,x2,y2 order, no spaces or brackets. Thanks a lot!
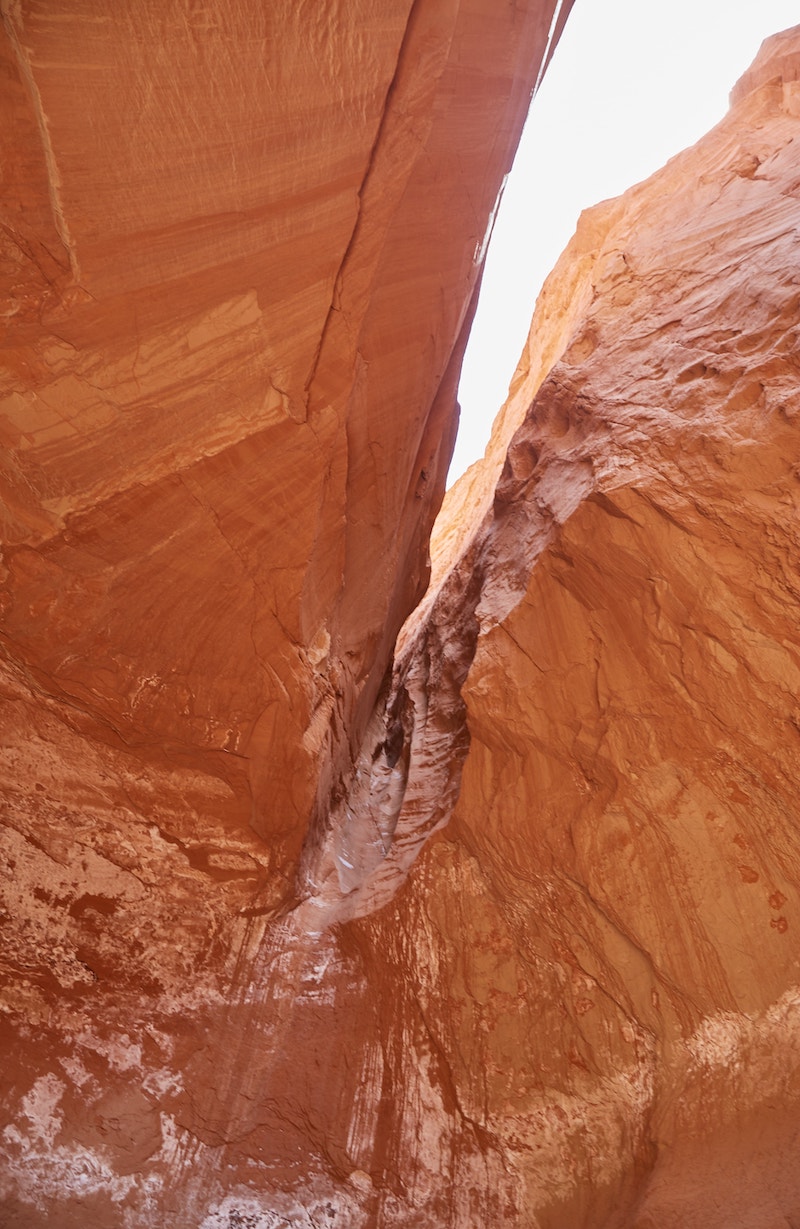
0,0,572,1225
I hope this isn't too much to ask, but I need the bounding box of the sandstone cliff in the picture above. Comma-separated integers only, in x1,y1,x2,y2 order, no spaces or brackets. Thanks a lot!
411,23,800,1225
0,0,573,1224
3,5,800,1228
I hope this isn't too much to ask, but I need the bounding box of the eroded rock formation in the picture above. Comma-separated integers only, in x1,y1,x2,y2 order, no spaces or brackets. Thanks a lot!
3,4,800,1227
415,25,800,1224
0,0,573,1224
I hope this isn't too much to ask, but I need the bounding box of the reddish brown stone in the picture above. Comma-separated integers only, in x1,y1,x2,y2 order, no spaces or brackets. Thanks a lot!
0,0,571,1224
417,24,800,1226
5,6,800,1227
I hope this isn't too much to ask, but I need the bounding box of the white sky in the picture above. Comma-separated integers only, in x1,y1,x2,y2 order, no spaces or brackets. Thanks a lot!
449,0,800,482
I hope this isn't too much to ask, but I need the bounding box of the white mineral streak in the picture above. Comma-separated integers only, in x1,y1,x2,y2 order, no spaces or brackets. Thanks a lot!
1,1075,137,1210
346,1043,386,1168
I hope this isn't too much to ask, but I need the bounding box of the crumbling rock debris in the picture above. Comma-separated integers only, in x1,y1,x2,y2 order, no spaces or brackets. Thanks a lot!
3,4,800,1227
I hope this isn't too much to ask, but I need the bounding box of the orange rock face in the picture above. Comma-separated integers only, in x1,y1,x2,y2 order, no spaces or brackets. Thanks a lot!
0,0,572,1224
410,24,800,1225
4,5,800,1226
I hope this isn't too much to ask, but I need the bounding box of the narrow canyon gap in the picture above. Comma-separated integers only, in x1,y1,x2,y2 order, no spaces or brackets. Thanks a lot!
2,5,800,1229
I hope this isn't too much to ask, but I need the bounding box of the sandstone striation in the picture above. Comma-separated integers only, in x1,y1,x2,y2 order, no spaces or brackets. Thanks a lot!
0,0,573,1224
3,5,800,1228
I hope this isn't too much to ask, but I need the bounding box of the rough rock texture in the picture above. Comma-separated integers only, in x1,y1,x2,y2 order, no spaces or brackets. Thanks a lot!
0,0,573,1225
4,6,800,1228
420,24,800,1226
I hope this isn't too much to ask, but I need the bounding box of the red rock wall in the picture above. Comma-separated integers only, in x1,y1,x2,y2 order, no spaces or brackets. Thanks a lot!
5,4,800,1227
1,0,567,856
0,1,573,1225
401,24,800,1226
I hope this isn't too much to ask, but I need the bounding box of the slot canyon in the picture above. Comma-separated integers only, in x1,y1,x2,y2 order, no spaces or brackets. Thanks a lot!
2,2,800,1225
